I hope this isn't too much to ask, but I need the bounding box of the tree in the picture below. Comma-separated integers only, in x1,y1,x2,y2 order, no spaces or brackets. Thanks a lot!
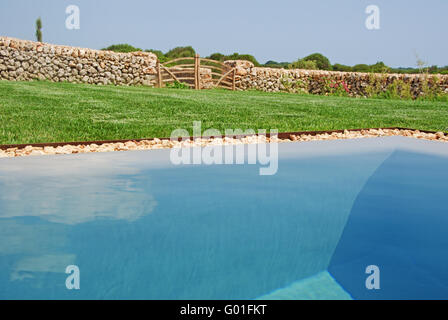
352,64,370,73
369,61,390,73
332,63,352,72
302,53,332,70
35,17,42,42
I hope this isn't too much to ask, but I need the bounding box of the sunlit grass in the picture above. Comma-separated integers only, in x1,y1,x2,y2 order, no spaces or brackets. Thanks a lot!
1,80,447,144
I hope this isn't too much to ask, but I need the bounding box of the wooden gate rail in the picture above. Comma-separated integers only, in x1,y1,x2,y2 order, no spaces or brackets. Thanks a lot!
157,54,236,90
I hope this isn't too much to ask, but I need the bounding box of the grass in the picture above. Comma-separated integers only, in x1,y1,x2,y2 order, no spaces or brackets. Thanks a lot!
1,80,448,144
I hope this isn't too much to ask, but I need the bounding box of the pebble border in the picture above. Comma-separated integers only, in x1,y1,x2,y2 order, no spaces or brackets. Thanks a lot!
0,129,447,158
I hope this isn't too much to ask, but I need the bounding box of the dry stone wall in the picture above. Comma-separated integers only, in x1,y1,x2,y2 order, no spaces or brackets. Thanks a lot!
225,60,448,98
0,36,158,86
1,36,448,98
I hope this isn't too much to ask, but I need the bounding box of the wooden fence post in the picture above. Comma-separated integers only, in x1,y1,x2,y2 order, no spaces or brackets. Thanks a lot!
194,54,200,90
232,68,236,91
156,60,162,88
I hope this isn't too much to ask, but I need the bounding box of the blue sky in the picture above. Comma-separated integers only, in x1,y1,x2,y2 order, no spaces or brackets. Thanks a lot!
0,0,447,67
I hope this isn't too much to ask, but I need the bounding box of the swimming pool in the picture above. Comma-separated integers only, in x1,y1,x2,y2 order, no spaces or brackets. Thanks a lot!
0,136,447,300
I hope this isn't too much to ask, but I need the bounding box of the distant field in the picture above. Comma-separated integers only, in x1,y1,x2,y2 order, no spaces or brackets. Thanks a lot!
0,80,447,145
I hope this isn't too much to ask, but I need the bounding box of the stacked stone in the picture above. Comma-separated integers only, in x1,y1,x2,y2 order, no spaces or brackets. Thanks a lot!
0,36,158,86
1,36,448,96
1,129,447,158
225,60,448,97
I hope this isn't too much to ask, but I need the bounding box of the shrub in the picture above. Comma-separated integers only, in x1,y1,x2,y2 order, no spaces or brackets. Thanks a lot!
352,64,370,73
370,78,413,100
263,61,290,69
165,46,196,59
365,73,388,97
208,53,226,61
400,81,413,100
382,79,402,99
369,61,391,73
102,44,142,53
302,53,332,70
206,52,260,66
328,80,350,96
223,53,260,66
279,74,308,93
333,62,390,74
333,64,352,72
288,59,317,70
165,81,190,89
419,75,444,101
146,49,168,63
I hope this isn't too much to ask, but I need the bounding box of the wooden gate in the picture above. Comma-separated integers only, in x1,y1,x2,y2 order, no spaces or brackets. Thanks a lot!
156,54,236,90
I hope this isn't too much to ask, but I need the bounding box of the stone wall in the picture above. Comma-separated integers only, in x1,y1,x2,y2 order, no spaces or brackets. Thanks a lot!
1,36,448,98
0,36,158,86
225,60,448,98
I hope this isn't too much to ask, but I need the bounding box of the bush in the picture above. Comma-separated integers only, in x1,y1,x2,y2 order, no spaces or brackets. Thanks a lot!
369,61,390,73
102,44,142,53
287,53,331,70
302,53,332,70
146,49,168,63
206,52,260,66
288,59,317,70
165,46,196,59
263,60,290,68
223,53,260,66
332,62,391,74
328,80,350,97
165,81,190,89
332,64,352,72
280,74,308,93
208,53,226,61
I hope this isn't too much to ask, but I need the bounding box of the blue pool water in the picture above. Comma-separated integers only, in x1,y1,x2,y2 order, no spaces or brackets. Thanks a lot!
0,137,447,300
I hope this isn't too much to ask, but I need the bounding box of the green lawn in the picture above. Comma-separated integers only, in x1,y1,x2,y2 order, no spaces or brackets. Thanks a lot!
1,80,447,144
